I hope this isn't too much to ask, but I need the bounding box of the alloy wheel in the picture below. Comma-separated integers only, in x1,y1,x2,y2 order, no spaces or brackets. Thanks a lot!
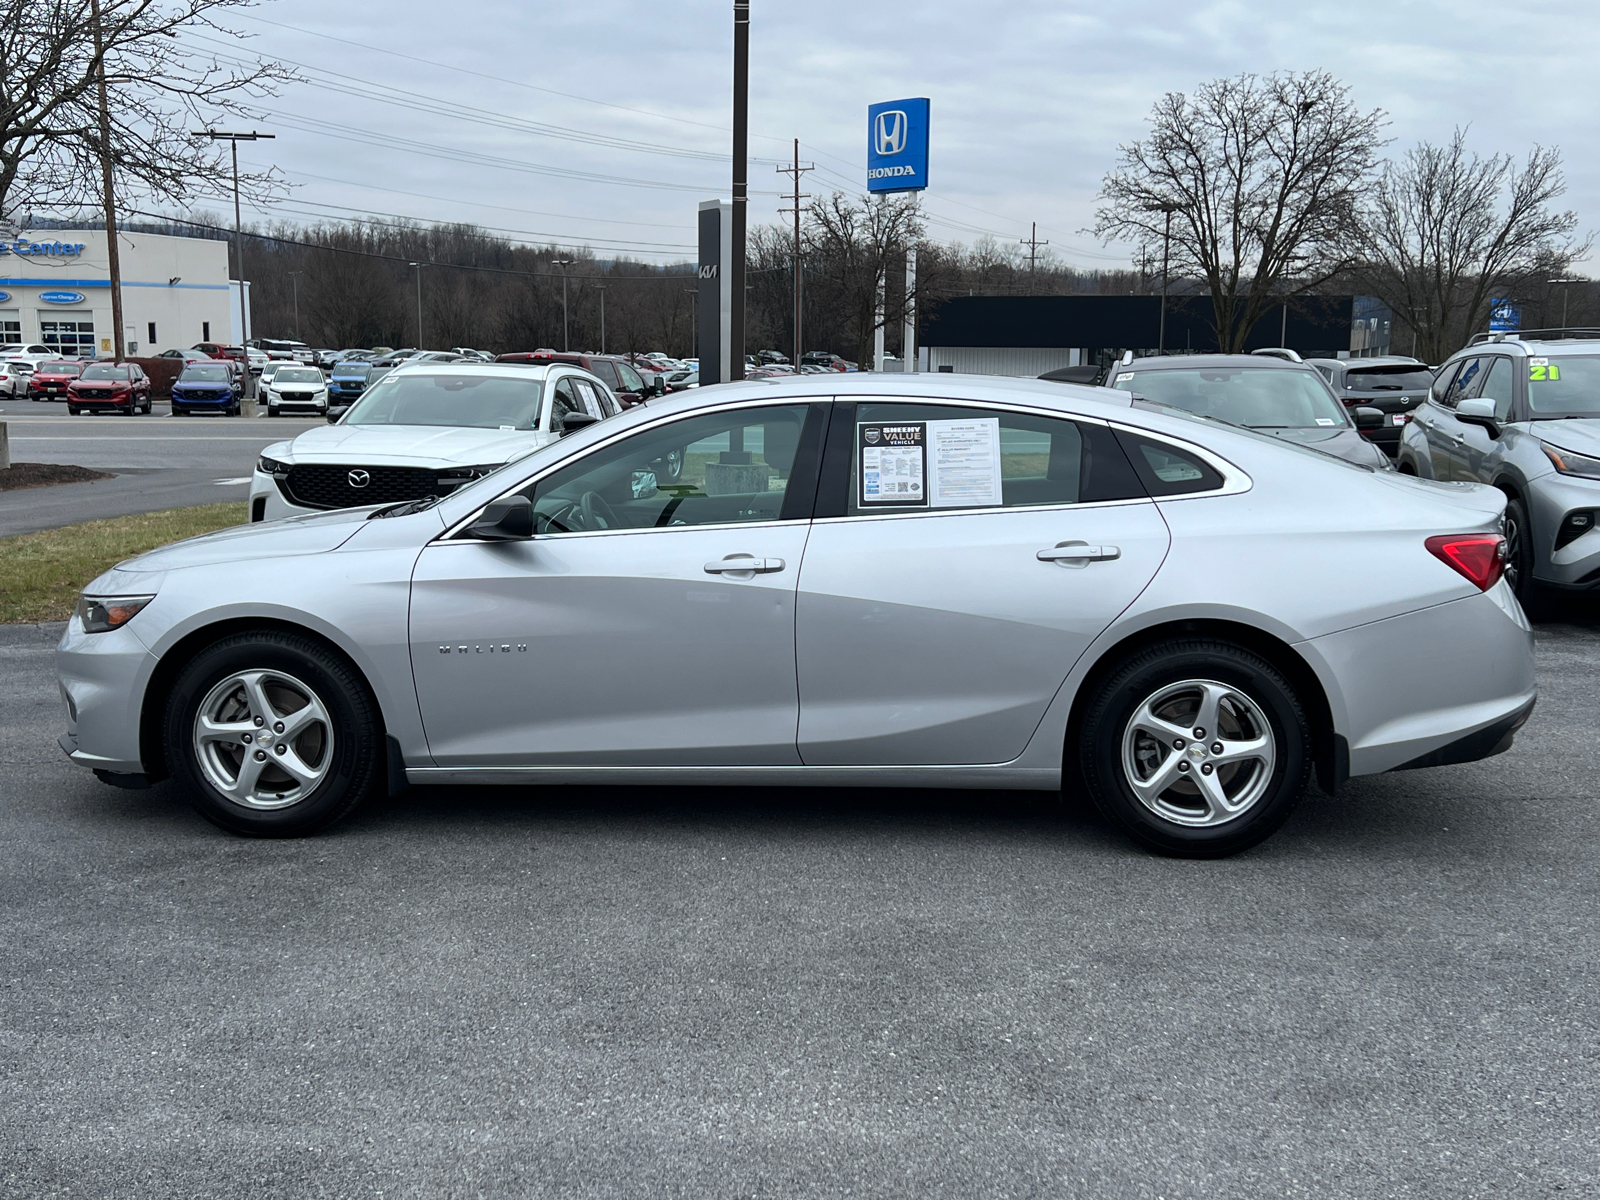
1120,679,1277,827
192,669,334,809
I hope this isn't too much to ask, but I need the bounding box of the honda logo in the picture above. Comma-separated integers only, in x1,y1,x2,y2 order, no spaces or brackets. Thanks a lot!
874,109,908,156
347,469,370,488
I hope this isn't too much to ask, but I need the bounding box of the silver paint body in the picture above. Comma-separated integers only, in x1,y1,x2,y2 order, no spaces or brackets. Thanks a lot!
249,363,615,521
1398,337,1600,588
60,374,1535,796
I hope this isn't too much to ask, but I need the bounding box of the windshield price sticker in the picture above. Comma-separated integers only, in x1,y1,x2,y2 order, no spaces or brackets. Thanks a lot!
927,417,1002,506
1530,361,1562,381
858,422,927,506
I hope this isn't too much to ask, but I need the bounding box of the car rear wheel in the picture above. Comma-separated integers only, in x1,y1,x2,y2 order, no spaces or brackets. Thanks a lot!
1077,639,1312,858
164,630,384,837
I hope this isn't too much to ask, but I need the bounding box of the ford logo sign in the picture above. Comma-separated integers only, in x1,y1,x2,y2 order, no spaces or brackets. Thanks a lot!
0,291,9,303
39,290,86,304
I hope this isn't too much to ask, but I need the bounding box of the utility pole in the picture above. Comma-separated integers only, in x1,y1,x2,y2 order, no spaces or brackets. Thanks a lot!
594,283,607,353
89,0,123,362
776,138,814,367
1548,277,1581,327
551,259,574,350
193,129,275,392
684,287,698,353
904,246,918,374
730,0,749,381
1154,202,1177,355
288,271,303,340
408,262,425,347
1020,222,1049,293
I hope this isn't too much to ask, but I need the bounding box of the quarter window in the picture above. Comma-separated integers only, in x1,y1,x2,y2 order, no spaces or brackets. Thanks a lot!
526,404,817,533
1115,432,1225,497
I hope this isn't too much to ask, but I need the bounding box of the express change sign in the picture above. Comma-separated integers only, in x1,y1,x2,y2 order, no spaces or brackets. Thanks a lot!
867,98,930,194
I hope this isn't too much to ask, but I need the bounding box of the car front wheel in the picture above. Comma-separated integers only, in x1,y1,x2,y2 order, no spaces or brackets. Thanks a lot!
1077,639,1312,858
164,630,384,836
1503,496,1534,599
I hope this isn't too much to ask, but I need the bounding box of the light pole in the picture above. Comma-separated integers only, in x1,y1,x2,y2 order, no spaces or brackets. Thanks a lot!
1149,201,1180,355
593,283,607,353
1548,277,1582,328
551,259,574,350
685,287,698,355
192,129,275,393
408,262,425,348
730,0,749,381
89,0,124,362
288,270,304,340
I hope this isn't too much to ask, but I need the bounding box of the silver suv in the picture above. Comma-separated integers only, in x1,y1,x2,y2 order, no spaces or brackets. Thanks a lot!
1398,329,1600,597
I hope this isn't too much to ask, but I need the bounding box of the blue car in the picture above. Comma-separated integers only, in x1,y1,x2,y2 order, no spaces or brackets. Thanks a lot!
329,361,371,403
170,363,241,416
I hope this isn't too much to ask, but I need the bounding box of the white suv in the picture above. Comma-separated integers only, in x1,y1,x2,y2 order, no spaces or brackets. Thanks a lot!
249,363,620,522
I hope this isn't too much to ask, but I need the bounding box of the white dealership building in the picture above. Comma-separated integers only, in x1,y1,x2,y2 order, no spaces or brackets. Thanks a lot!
0,229,239,357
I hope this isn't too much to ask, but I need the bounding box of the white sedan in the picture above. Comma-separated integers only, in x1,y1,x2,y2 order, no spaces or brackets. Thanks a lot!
59,374,1535,857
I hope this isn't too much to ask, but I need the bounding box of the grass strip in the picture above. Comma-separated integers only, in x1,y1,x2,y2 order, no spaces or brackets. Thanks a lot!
0,502,247,623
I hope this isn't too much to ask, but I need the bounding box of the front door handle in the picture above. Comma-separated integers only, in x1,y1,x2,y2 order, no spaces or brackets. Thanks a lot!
704,555,786,575
1037,542,1121,565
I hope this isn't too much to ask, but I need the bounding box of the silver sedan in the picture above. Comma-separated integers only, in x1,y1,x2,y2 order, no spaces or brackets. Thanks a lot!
57,374,1535,857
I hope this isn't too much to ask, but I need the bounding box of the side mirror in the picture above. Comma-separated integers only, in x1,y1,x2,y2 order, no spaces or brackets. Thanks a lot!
1352,405,1385,431
326,405,350,424
558,410,599,437
652,376,666,395
466,495,533,540
1456,396,1501,437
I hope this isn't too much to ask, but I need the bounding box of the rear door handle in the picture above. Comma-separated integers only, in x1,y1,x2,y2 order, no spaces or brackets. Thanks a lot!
1037,542,1121,565
704,555,786,575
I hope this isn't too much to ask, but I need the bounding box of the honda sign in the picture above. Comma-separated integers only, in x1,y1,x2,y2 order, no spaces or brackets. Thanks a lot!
867,97,929,194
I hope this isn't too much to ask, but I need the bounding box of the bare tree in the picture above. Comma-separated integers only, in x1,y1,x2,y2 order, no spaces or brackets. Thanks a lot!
804,192,925,363
1353,130,1586,362
1094,71,1386,352
0,0,289,222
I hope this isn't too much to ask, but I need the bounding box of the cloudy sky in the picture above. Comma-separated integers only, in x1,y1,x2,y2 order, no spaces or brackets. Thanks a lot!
183,0,1600,271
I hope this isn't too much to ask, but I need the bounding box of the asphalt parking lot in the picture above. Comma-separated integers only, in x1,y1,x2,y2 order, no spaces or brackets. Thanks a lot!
0,398,320,536
2,603,1598,1198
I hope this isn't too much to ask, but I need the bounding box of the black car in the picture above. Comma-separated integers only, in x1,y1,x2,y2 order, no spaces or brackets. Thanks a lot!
1303,356,1434,458
1101,353,1392,469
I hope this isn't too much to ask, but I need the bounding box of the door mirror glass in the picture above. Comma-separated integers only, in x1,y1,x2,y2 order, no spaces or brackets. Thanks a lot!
466,495,533,540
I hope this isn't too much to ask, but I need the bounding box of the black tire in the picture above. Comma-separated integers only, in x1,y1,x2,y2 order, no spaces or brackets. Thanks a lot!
67,406,80,415
163,630,384,836
1077,639,1312,858
1503,496,1535,601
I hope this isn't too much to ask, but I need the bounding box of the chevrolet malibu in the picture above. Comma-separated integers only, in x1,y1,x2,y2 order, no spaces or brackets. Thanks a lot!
59,375,1536,857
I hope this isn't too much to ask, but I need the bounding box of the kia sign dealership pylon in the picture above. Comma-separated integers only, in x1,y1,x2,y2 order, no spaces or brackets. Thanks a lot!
867,98,930,194
697,200,734,384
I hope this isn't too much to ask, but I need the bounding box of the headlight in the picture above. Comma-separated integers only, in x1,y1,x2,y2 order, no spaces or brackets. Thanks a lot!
76,594,155,634
1541,442,1600,479
434,463,503,490
257,455,290,474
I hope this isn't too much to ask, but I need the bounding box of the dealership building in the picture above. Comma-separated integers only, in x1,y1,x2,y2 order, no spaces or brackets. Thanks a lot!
0,229,238,357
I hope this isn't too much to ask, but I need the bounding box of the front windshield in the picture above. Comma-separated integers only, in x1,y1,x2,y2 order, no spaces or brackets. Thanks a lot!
1528,355,1600,417
80,364,129,381
344,373,544,429
41,361,81,375
1114,367,1348,429
274,367,323,384
1344,365,1434,391
181,366,231,382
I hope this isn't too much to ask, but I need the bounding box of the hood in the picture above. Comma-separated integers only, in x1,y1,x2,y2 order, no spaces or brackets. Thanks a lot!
113,506,374,574
284,422,546,467
1532,419,1600,458
269,382,326,392
1255,426,1384,467
175,379,232,390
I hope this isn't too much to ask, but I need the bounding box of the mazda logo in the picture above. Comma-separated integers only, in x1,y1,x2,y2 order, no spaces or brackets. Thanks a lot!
347,469,370,488
874,109,907,157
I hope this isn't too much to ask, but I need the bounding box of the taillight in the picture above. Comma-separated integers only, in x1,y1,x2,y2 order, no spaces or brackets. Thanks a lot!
1425,534,1506,592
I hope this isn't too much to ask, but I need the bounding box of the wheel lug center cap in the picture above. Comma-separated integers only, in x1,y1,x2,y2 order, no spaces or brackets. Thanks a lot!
1188,743,1208,761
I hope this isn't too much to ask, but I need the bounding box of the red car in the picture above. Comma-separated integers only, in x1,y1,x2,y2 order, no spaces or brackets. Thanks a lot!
28,359,86,401
192,343,248,369
68,362,153,415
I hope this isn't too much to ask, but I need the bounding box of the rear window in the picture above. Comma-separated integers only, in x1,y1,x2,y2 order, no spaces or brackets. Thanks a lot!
1344,366,1434,391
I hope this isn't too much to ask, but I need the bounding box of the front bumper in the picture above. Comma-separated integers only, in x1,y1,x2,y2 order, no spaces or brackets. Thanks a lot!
1528,472,1600,587
172,391,233,410
56,615,159,777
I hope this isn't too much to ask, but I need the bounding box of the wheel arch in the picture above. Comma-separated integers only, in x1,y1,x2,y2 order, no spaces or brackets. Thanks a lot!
138,617,387,784
1062,618,1343,795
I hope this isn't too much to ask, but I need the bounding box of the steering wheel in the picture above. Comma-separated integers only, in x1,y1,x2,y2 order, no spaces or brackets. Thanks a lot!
578,490,618,531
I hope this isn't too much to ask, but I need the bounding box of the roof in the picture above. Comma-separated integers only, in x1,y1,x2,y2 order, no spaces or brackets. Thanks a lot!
1302,355,1426,369
1118,353,1314,371
1467,333,1600,356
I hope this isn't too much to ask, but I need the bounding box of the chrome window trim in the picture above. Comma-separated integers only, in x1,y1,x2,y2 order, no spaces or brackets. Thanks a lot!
437,393,833,542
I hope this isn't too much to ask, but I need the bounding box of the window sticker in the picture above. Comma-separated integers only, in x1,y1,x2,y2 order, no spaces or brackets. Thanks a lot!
858,422,926,506
1530,362,1561,381
927,417,1002,507
1315,418,1336,426
1115,372,1135,384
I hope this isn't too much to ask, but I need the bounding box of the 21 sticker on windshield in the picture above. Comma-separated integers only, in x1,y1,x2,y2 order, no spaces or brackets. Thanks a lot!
1530,357,1561,381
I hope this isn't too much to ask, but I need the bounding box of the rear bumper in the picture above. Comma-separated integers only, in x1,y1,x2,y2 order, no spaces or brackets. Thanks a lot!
1393,696,1536,770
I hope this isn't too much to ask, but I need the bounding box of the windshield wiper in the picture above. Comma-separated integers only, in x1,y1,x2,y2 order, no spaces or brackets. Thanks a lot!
370,495,442,519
